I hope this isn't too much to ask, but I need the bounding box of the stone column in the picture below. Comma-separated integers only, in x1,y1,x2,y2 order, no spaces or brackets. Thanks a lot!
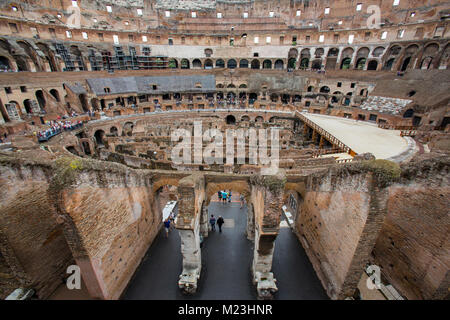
250,173,286,299
176,174,205,294
246,202,255,241
199,202,209,237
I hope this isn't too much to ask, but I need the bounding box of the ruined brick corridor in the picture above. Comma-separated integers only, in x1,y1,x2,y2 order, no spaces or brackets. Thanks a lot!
123,201,327,300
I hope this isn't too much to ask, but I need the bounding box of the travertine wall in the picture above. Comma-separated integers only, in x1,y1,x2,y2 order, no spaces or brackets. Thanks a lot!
371,157,450,300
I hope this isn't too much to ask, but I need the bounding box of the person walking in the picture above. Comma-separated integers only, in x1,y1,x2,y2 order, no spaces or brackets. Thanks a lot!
210,214,216,231
218,190,222,201
228,190,232,203
164,218,171,238
240,194,245,209
217,216,224,233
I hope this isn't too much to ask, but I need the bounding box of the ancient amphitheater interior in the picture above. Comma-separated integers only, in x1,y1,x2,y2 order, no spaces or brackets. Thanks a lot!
0,0,449,303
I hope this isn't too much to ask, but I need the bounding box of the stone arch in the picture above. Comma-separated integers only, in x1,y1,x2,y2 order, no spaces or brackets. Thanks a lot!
35,90,46,110
14,56,29,71
169,58,178,69
192,59,202,69
181,59,190,69
263,60,272,69
288,48,298,59
311,59,322,70
49,89,60,102
251,59,260,69
403,109,414,118
239,59,249,68
320,86,330,93
94,129,106,146
110,126,118,136
0,56,12,71
204,59,213,69
288,58,296,69
205,180,250,205
367,60,378,70
340,58,352,70
241,115,250,121
356,58,367,70
36,42,58,71
17,41,42,71
23,99,33,114
384,58,395,71
226,114,236,125
255,116,264,123
216,59,225,68
122,121,134,136
227,59,237,69
372,46,385,57
274,59,284,70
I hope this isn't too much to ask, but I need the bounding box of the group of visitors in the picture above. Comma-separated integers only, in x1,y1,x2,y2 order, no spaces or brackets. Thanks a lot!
35,119,82,140
209,214,225,233
217,190,232,203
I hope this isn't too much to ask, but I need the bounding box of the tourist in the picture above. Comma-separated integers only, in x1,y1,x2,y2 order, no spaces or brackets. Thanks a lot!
209,214,216,231
218,190,222,201
228,190,232,202
221,191,227,204
240,194,245,209
217,216,224,233
164,218,171,238
169,213,175,230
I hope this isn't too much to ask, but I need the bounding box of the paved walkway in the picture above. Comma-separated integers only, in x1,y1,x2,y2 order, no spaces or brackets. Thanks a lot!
123,200,327,300
303,113,410,160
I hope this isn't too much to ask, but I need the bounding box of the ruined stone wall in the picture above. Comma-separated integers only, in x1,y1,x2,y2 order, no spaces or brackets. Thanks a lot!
294,161,394,299
0,153,166,300
0,159,73,299
371,157,450,300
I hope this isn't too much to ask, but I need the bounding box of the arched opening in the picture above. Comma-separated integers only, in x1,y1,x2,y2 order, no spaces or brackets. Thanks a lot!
420,57,433,70
94,130,106,146
270,94,279,102
17,41,42,71
340,58,352,70
0,56,11,71
35,90,46,110
263,60,272,69
274,59,284,70
79,94,89,112
241,115,250,122
192,59,202,69
216,59,225,68
367,60,378,70
15,56,29,71
320,86,330,93
281,94,290,104
384,58,395,71
110,126,118,136
249,93,258,104
227,59,237,69
204,59,213,69
169,59,178,69
300,58,309,69
181,59,190,69
311,59,322,70
356,58,366,70
401,57,411,71
239,59,249,68
122,122,134,136
288,58,296,69
251,59,260,69
403,109,414,118
49,89,60,102
23,99,33,114
255,116,264,123
226,115,236,125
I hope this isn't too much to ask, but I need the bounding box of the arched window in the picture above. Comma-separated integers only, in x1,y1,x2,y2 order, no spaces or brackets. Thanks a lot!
192,59,202,69
263,60,272,69
204,59,213,69
367,60,378,70
320,86,330,93
227,59,237,69
226,115,236,125
251,59,260,69
216,59,225,68
341,58,352,69
274,59,284,70
239,59,249,68
181,59,190,69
